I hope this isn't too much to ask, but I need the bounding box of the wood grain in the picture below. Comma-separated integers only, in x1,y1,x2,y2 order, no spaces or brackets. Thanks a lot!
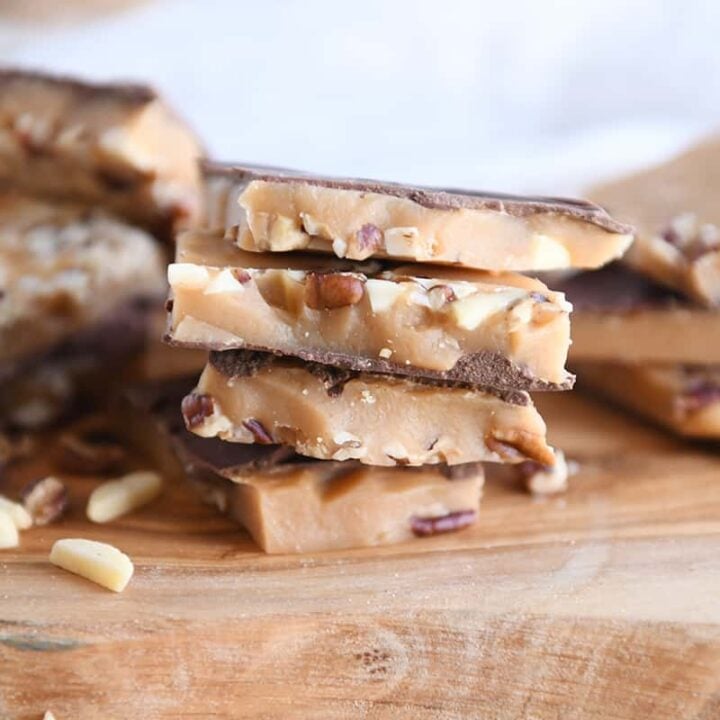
1,391,720,719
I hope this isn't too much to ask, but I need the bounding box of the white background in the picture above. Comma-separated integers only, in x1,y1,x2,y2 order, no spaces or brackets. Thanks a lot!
1,0,718,195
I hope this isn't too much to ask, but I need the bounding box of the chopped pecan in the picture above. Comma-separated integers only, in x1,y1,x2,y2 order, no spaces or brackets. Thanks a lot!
661,215,720,261
678,379,720,413
516,459,547,479
305,272,365,310
231,268,252,284
242,418,274,444
427,284,456,310
517,449,570,495
486,436,526,462
353,224,384,254
21,476,68,526
411,509,477,537
181,393,215,429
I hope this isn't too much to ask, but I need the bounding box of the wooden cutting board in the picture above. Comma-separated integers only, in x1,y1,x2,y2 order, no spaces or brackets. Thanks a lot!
1,390,720,720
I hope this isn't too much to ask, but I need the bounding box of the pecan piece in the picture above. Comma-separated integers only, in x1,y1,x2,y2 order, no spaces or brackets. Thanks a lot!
411,509,477,537
516,449,570,495
181,393,215,429
21,476,68,526
353,224,384,255
427,284,456,310
231,268,252,284
486,436,526,462
305,272,365,310
678,379,720,414
242,419,274,444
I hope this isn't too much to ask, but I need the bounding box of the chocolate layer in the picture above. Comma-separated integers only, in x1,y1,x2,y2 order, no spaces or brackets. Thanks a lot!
556,263,686,312
204,161,631,235
0,68,156,105
199,344,567,405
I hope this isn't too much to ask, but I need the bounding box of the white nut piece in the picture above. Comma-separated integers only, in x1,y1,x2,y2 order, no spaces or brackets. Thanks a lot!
529,233,571,269
383,226,420,255
268,215,308,251
203,268,246,295
526,450,571,495
332,237,348,257
449,288,526,330
365,279,405,312
50,538,133,593
300,212,333,238
0,495,33,530
167,263,209,289
0,511,19,549
87,471,163,524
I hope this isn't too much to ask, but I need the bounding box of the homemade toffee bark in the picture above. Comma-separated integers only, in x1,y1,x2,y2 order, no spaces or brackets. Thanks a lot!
1,296,153,429
0,194,165,371
167,232,573,394
121,377,484,553
202,162,633,271
181,350,554,467
560,264,720,364
578,362,720,438
590,135,720,306
0,69,202,237
206,462,483,554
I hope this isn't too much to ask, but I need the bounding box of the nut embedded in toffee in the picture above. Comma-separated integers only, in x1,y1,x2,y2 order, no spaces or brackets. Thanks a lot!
304,272,365,310
678,378,720,414
242,419,274,444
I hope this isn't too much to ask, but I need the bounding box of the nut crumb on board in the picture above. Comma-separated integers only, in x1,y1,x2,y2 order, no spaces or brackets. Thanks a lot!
0,511,19,549
87,470,163,523
0,494,33,530
50,538,134,593
517,449,576,495
21,476,68,526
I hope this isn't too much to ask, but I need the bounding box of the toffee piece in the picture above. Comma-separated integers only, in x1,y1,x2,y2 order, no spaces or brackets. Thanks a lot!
181,351,554,467
0,68,202,237
203,162,633,272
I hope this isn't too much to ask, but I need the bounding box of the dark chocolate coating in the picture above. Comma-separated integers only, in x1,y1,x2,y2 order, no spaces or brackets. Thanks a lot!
0,67,156,104
556,263,689,312
197,344,573,404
